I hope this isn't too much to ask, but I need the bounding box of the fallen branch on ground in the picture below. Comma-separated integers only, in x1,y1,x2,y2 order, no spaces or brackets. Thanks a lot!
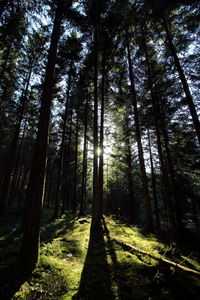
112,238,200,277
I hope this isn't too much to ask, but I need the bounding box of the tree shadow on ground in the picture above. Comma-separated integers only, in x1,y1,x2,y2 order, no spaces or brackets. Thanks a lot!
102,217,127,298
73,219,115,300
102,217,156,299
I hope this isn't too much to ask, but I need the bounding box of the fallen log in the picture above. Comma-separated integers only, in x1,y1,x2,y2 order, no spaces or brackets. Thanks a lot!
112,238,200,277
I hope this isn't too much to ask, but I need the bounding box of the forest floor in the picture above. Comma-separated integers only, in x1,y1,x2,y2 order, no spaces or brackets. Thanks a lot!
0,208,200,299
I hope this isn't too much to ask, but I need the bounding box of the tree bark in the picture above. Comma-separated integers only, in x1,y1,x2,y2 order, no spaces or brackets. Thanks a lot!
99,55,106,217
147,129,160,231
80,99,88,216
20,2,65,272
64,110,73,211
125,113,136,223
91,24,101,232
72,112,79,213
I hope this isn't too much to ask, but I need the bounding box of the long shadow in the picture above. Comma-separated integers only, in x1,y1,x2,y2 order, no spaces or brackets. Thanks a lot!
102,218,156,300
74,219,114,300
102,217,125,297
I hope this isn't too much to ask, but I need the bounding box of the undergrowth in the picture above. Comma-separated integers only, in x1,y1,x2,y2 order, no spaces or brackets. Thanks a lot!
0,208,200,299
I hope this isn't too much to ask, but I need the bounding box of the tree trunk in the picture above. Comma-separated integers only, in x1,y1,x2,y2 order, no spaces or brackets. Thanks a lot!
91,24,101,232
79,99,88,216
64,110,73,211
20,2,65,272
147,129,160,231
163,19,200,146
72,112,79,213
83,140,88,213
99,55,106,217
54,63,72,218
126,30,153,232
125,113,136,223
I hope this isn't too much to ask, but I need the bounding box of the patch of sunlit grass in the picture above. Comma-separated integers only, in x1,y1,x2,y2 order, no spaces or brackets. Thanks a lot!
13,214,91,299
106,216,167,256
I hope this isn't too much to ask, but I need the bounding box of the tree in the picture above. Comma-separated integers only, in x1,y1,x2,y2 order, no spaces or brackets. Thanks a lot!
20,0,72,272
162,17,200,146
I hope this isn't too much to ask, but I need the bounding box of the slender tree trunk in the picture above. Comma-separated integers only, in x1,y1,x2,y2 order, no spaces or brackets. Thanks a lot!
91,24,101,232
83,140,88,212
147,130,160,231
72,112,79,213
99,56,106,217
80,100,88,216
64,110,73,211
126,30,153,231
125,113,136,223
54,63,72,218
163,19,200,146
20,2,65,272
0,65,32,213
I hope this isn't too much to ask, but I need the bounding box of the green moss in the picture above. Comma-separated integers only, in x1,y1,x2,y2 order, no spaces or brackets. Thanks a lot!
13,282,31,299
1,211,200,299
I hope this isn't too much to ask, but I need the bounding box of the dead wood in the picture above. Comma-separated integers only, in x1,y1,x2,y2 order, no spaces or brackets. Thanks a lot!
112,238,200,277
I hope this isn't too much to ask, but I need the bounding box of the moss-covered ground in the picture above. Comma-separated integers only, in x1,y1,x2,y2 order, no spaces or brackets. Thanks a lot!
0,208,200,299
